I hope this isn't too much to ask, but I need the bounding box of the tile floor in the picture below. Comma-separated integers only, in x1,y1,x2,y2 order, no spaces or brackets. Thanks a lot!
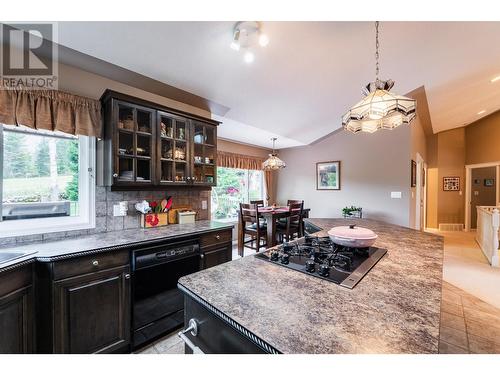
137,233,500,354
440,281,500,353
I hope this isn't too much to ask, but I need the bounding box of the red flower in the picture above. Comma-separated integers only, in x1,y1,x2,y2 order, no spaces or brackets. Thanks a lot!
150,201,158,208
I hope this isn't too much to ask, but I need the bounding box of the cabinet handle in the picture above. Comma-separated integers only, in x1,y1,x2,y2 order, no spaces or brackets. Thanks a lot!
124,273,131,279
92,260,99,266
178,319,204,354
113,173,118,178
215,235,220,240
200,253,205,259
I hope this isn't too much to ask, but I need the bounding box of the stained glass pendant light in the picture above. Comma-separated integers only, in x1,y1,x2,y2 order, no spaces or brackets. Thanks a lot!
342,22,416,134
263,138,286,170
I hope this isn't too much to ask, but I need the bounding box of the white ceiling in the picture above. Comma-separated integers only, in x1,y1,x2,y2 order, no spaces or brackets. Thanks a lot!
56,21,500,148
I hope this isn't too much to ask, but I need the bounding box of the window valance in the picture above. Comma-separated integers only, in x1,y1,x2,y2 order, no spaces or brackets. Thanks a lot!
0,87,102,138
217,151,265,171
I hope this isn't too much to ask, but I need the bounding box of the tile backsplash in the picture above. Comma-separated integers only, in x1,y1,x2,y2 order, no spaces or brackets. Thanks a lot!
0,186,211,246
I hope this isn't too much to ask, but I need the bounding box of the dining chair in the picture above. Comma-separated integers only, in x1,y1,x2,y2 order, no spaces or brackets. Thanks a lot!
276,202,303,242
250,200,265,207
239,203,267,253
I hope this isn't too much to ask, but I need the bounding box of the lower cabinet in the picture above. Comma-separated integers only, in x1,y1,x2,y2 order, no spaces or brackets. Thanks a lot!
0,264,34,354
36,250,131,354
200,229,233,269
53,265,131,353
201,244,232,269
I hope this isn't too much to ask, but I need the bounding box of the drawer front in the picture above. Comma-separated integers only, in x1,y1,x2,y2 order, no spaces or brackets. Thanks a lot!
52,251,129,280
183,294,270,354
200,230,232,249
0,264,32,296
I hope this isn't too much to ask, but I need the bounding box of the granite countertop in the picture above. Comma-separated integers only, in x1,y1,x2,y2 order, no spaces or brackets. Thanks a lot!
178,218,444,354
0,220,233,272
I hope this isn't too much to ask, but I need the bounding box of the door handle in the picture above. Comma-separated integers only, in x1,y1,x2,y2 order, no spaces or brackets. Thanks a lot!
178,319,204,354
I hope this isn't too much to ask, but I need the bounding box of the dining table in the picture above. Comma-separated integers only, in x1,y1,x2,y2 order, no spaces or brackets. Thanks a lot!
237,206,311,256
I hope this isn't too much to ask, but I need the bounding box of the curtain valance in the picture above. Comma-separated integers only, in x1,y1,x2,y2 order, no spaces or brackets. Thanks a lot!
217,151,266,171
0,87,102,138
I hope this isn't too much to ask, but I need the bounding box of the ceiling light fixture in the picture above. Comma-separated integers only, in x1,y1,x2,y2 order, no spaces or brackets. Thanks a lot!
263,138,286,171
243,51,255,64
342,22,416,134
491,75,500,83
230,21,268,64
477,110,486,115
258,33,269,47
230,30,241,51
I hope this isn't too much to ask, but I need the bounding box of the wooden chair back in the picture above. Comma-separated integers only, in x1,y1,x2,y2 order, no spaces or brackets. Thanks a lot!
250,200,265,207
240,203,259,225
287,199,303,206
288,202,303,222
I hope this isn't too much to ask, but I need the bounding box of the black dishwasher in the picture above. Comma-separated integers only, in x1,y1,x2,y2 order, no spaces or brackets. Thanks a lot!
131,239,200,349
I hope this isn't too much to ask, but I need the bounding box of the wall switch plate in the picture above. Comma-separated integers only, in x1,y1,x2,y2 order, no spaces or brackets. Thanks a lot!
201,200,207,210
113,201,128,217
391,192,402,199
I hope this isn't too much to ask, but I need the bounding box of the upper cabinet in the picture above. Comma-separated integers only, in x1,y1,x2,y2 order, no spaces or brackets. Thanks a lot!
100,91,220,189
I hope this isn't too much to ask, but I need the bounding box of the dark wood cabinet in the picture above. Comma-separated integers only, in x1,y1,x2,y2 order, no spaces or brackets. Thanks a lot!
201,244,232,269
0,264,34,354
53,265,130,354
100,90,220,189
199,229,233,269
36,251,131,354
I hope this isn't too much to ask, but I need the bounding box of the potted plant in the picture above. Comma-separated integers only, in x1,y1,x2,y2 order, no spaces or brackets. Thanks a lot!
342,206,363,218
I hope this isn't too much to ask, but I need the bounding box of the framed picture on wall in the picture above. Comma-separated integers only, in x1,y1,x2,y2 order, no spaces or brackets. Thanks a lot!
484,178,495,187
411,160,416,187
443,176,460,191
316,161,341,190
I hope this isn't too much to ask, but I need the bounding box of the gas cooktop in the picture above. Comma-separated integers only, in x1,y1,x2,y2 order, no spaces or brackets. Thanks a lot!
255,234,387,289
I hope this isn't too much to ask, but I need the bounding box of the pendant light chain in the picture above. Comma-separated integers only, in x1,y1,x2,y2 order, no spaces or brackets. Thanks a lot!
375,21,380,82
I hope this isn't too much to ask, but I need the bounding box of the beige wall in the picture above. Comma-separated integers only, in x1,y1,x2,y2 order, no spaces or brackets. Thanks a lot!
465,110,500,165
426,110,500,228
470,167,497,228
276,125,412,226
217,138,271,158
58,63,210,118
437,128,466,224
409,114,428,228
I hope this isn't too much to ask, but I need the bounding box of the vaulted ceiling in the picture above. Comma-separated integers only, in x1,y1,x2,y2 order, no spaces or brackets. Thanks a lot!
55,21,500,148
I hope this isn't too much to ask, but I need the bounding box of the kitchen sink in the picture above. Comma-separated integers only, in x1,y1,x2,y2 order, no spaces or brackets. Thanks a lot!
0,251,37,264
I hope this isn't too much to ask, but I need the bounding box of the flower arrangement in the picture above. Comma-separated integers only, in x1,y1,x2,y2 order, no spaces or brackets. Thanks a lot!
136,197,173,228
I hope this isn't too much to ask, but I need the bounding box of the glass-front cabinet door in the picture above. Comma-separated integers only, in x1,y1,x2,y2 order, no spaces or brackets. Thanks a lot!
157,111,189,185
192,120,216,186
114,101,154,185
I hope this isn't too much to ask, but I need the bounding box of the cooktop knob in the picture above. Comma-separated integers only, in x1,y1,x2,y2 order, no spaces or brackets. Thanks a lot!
280,253,290,265
305,259,315,273
319,264,330,277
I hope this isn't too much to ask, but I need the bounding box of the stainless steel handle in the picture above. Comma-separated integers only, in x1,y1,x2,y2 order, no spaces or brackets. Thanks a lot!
124,273,130,279
113,173,118,178
92,260,99,266
178,319,204,354
215,235,220,240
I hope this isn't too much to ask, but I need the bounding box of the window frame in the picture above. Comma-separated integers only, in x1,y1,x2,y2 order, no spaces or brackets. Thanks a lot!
211,167,266,222
0,125,96,238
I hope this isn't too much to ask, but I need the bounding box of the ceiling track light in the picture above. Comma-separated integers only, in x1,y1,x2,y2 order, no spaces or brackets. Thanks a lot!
230,21,269,64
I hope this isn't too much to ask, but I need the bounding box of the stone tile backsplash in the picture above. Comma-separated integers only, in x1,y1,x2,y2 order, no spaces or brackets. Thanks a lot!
0,186,211,246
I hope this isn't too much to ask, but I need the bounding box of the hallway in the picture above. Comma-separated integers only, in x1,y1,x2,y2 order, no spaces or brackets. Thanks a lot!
431,229,500,309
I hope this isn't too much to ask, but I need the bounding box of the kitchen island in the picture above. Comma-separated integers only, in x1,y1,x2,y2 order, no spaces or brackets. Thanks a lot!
178,218,444,354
